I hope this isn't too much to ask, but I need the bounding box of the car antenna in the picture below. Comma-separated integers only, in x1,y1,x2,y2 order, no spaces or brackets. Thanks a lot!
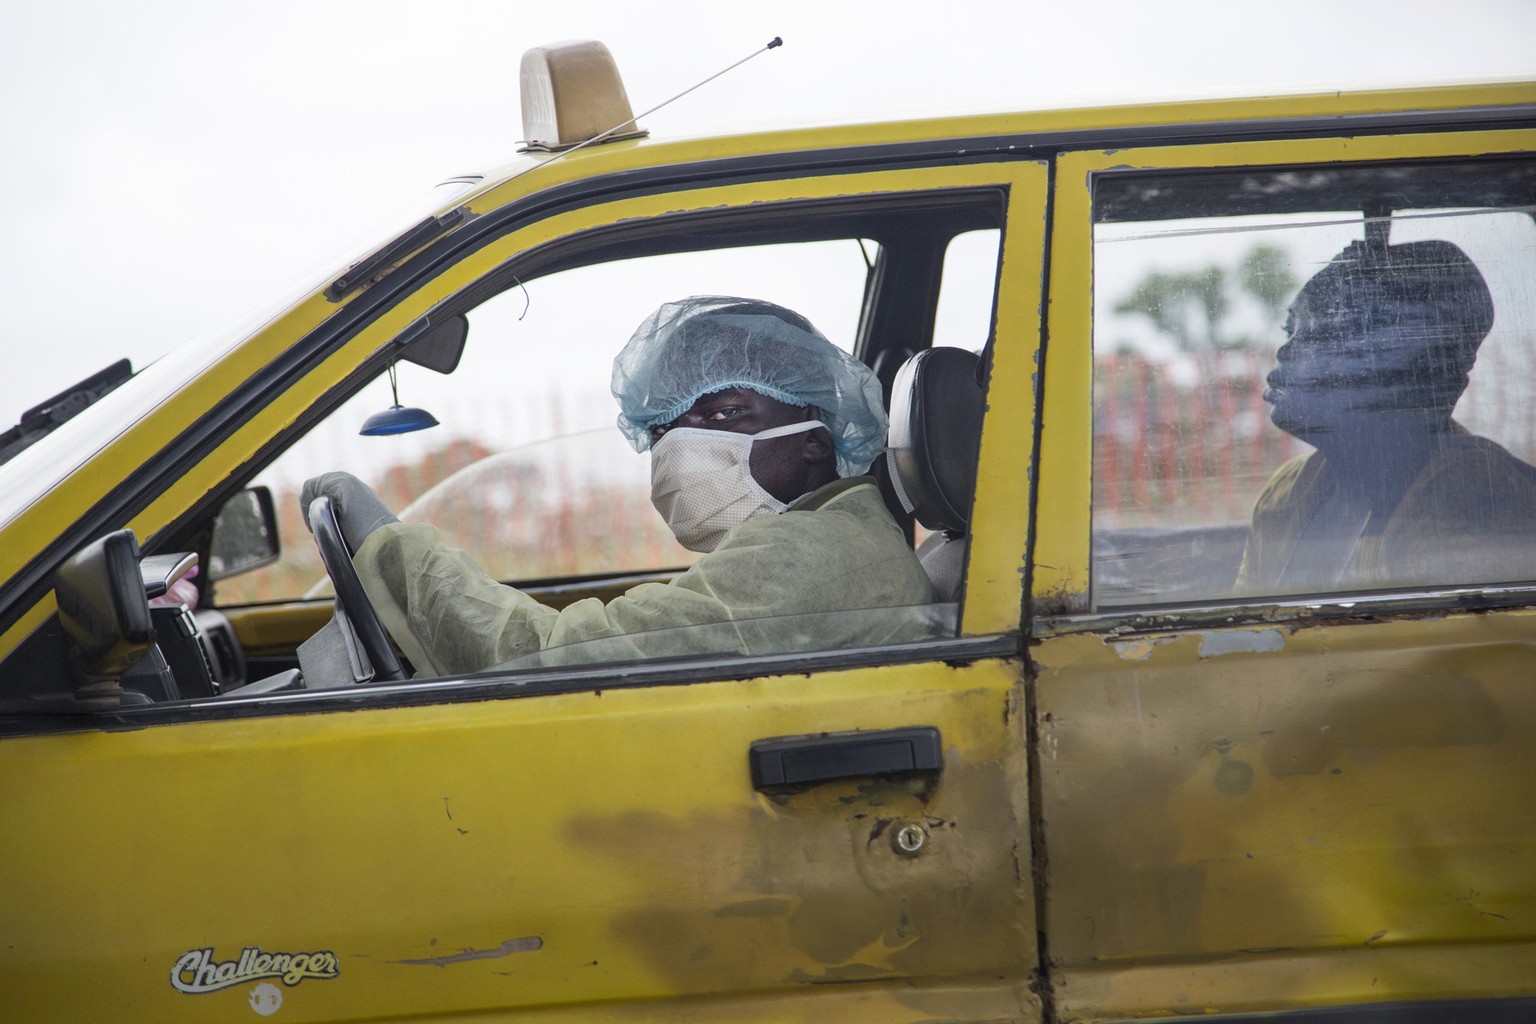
514,37,784,178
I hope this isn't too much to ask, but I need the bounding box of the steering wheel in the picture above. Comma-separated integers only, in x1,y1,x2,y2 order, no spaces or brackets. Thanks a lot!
307,495,407,682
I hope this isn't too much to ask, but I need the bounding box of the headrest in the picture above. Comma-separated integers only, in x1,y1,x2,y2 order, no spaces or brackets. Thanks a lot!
885,347,985,536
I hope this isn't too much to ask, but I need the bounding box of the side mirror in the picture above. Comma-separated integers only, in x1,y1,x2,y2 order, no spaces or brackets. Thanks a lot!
55,530,155,702
209,486,280,580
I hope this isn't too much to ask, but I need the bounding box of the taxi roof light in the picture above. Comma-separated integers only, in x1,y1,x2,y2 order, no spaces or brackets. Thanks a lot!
519,40,648,152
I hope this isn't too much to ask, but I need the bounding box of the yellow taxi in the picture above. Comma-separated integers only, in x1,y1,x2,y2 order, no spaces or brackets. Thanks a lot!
1,39,1533,1023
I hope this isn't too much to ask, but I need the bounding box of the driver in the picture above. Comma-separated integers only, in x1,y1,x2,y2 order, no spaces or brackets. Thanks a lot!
301,296,937,677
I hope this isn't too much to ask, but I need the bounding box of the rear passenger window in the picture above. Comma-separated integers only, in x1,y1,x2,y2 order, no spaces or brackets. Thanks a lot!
934,228,1000,351
1090,159,1536,608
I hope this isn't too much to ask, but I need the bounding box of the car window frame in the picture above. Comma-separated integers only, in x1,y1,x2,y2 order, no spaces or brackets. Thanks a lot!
1,155,1051,727
1034,127,1536,635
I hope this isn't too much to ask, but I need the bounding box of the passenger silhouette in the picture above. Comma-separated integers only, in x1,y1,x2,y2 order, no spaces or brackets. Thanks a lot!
1236,239,1536,593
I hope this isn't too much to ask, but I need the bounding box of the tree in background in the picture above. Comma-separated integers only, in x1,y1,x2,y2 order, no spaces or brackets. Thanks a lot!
1111,244,1296,354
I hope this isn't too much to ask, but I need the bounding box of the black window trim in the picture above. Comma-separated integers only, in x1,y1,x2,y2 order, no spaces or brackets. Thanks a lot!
0,632,1022,737
1071,153,1536,633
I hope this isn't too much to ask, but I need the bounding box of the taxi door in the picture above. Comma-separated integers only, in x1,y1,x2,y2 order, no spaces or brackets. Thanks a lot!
1030,126,1536,1019
0,155,1048,1022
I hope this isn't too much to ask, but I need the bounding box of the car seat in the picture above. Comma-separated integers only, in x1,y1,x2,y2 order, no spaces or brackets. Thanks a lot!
885,347,985,602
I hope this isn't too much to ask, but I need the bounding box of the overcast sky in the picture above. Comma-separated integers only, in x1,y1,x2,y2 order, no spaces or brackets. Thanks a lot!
2,0,1533,427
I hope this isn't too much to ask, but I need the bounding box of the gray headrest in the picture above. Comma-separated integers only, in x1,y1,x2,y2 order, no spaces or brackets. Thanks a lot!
885,347,985,536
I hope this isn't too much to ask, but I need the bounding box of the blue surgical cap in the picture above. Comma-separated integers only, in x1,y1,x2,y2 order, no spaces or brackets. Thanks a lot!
611,296,888,477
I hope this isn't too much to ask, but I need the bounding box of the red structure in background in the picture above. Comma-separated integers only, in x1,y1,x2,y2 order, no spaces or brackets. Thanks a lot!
1095,350,1306,530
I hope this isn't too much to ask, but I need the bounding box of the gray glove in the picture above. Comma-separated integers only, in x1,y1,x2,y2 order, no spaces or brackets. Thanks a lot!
299,472,400,551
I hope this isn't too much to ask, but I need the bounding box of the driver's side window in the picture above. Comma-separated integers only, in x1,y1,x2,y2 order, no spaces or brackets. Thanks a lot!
217,240,876,606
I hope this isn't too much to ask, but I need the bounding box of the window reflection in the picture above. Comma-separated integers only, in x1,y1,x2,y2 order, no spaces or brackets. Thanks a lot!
1091,164,1536,607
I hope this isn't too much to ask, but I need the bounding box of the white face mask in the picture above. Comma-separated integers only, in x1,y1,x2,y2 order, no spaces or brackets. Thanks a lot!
650,420,827,553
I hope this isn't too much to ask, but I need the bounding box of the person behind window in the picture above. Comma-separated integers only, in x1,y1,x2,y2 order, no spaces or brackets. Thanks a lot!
1235,239,1536,594
301,295,936,676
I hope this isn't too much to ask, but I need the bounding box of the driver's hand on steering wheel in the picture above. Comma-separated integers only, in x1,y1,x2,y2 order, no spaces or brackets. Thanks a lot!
300,472,400,551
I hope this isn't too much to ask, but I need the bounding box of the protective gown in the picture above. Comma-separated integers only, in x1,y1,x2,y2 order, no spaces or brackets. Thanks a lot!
354,477,940,677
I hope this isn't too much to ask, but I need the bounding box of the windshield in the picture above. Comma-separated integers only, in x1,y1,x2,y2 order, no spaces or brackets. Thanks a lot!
0,177,482,532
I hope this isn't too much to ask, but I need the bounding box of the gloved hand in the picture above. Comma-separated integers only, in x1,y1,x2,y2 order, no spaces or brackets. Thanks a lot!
299,472,400,551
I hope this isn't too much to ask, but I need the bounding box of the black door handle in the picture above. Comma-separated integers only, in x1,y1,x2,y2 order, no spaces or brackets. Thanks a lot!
749,727,943,791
